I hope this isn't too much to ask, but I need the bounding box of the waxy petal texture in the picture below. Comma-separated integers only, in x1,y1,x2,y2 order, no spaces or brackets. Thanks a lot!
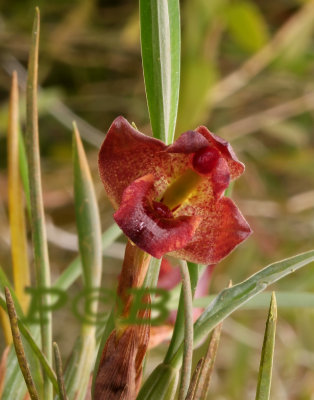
99,116,252,264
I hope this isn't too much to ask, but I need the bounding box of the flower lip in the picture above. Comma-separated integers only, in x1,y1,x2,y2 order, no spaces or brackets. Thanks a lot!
113,174,201,259
152,201,173,219
192,146,220,175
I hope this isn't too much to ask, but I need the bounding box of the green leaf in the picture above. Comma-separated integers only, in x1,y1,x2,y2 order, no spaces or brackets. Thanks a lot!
25,9,52,399
255,293,277,400
53,342,68,400
140,0,180,144
8,71,30,318
170,250,314,368
63,123,103,400
226,1,269,53
73,122,102,290
164,263,203,363
193,321,223,399
0,294,59,396
137,363,179,400
177,261,194,400
4,288,39,400
53,223,121,291
191,291,314,310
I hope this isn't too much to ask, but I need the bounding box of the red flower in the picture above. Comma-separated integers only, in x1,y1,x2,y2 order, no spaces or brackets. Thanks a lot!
99,116,251,264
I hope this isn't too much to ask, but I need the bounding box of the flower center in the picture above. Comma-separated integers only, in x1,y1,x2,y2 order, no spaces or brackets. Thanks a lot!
160,146,220,211
161,169,204,211
152,201,173,218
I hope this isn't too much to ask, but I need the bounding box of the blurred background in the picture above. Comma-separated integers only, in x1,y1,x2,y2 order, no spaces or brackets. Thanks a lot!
0,0,314,398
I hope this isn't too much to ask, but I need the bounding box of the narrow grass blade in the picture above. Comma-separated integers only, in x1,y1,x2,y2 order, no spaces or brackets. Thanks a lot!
192,291,314,309
18,131,31,215
185,358,203,400
194,322,223,399
0,266,24,318
53,342,68,400
255,292,277,400
8,71,30,313
178,260,194,400
25,8,52,399
73,122,102,290
0,295,59,395
164,263,202,363
53,223,121,291
140,0,180,143
169,250,314,368
64,123,102,400
137,363,179,400
4,288,39,400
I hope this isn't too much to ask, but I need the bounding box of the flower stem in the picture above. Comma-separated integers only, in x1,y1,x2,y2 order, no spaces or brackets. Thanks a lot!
177,260,194,400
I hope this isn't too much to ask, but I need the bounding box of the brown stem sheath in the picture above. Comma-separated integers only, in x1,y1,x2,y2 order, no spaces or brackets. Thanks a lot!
94,242,152,400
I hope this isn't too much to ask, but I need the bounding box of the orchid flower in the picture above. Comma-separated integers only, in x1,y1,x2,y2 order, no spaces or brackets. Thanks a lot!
98,116,252,265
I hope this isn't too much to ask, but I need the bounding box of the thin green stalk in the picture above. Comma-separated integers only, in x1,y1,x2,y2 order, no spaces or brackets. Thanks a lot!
255,292,277,400
178,260,194,400
4,288,39,400
25,8,52,399
53,342,68,400
164,263,202,363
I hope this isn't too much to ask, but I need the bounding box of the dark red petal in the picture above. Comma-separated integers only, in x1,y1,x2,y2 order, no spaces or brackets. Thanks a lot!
166,130,209,154
210,158,231,199
171,197,252,264
114,175,201,259
98,116,167,208
192,146,220,175
196,126,244,179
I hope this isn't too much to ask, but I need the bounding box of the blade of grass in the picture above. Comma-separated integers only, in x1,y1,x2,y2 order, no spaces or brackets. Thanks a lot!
137,363,179,400
73,122,102,291
169,250,314,368
255,292,277,400
164,263,202,364
18,131,31,215
192,290,314,309
8,71,30,314
25,9,52,399
140,0,180,143
53,223,121,291
4,288,39,400
63,123,102,400
178,260,194,400
53,342,68,400
194,321,223,399
185,358,204,400
0,293,59,395
0,266,24,318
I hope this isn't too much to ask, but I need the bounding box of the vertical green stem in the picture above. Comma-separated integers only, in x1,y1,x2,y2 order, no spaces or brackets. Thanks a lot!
177,260,194,400
25,8,52,400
